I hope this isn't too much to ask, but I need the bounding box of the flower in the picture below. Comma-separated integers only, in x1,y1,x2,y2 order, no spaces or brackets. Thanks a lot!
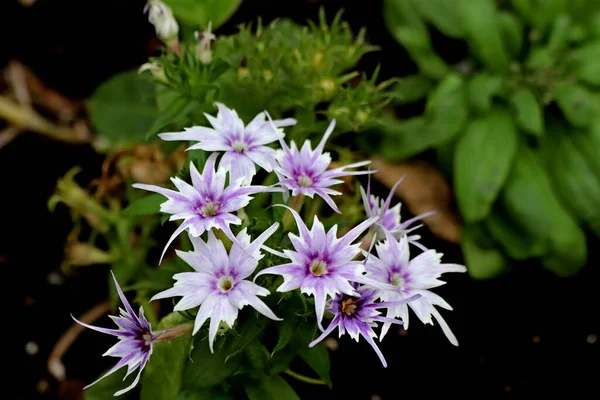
151,226,281,351
159,103,297,185
255,205,381,329
144,1,179,45
364,231,466,345
267,113,372,213
309,286,420,367
72,271,158,396
133,153,282,262
360,175,435,250
195,21,216,64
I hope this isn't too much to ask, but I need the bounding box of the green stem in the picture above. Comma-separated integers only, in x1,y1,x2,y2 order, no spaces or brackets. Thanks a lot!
155,323,194,343
284,369,327,385
0,95,87,144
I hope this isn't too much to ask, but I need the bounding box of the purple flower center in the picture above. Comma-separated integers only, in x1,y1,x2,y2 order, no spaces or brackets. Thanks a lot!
217,275,235,292
231,140,248,153
309,259,328,276
297,174,313,187
199,200,220,217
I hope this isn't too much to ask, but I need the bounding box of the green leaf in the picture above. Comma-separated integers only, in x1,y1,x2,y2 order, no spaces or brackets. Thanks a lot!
383,0,449,79
510,89,544,136
244,342,271,377
426,74,468,141
467,73,503,114
141,313,192,400
84,367,130,399
245,375,300,400
456,0,509,72
485,207,547,260
555,81,597,128
498,11,523,58
178,388,235,400
375,117,438,160
224,316,268,362
163,0,242,29
182,335,243,390
272,314,300,355
87,69,157,147
547,14,571,53
454,110,519,222
461,223,510,279
542,122,600,237
295,323,331,387
570,42,600,86
391,75,434,105
500,146,587,276
123,194,164,217
410,0,465,38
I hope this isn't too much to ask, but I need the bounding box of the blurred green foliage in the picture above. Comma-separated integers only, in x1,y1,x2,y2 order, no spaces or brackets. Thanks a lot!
378,0,600,278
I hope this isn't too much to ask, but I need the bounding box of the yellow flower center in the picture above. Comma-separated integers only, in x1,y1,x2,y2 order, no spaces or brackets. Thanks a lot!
200,200,219,217
309,260,328,276
390,273,404,287
341,298,357,316
232,140,248,153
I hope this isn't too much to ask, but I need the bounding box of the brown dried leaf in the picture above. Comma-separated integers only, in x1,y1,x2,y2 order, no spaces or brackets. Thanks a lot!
371,157,461,243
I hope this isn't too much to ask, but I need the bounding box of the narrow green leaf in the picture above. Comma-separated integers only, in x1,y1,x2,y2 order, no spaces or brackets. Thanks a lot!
461,223,510,279
376,117,438,160
454,110,519,222
467,73,503,114
244,342,271,377
485,207,547,260
547,14,571,52
224,316,268,362
510,89,544,136
245,375,300,400
456,0,509,72
87,70,157,147
163,0,242,29
123,194,164,217
555,81,597,128
295,323,331,386
141,313,192,400
498,11,523,58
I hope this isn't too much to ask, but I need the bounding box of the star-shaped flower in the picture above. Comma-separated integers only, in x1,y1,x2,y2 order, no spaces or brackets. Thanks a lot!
256,206,380,329
267,114,372,214
309,286,420,367
133,153,282,262
159,103,296,185
364,231,466,345
151,225,281,352
72,272,158,396
360,175,435,251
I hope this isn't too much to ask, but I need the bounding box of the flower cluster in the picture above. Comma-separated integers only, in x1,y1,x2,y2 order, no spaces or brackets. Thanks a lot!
74,103,465,395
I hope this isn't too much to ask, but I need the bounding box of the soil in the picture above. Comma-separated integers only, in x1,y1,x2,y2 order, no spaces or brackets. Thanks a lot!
5,0,599,399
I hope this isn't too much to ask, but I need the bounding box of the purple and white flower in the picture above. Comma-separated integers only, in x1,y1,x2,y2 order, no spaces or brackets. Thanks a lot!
151,225,282,352
256,205,380,329
72,271,158,396
360,176,435,250
133,153,282,262
268,114,372,214
159,103,296,185
364,231,466,345
309,286,420,367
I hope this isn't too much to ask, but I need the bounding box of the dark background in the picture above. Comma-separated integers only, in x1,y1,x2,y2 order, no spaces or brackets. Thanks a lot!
4,0,598,398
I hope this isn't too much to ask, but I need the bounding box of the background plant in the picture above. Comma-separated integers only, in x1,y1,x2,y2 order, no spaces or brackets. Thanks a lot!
371,0,600,279
49,3,397,398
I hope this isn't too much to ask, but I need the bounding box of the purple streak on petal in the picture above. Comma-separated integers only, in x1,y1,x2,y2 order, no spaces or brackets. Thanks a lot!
362,331,388,368
309,315,342,347
380,176,406,220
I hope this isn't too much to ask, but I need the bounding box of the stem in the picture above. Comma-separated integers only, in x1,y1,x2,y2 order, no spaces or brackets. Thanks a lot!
359,229,376,251
283,194,304,231
0,95,87,144
284,369,327,385
155,322,194,343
